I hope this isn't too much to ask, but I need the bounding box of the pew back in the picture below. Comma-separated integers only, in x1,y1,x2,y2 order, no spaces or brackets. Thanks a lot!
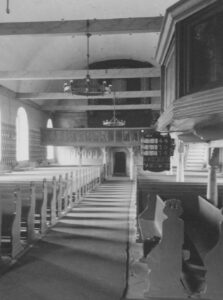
0,166,101,261
138,194,167,240
184,196,223,261
137,178,223,213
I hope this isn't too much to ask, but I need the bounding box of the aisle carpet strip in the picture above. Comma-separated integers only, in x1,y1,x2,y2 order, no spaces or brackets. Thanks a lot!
0,179,134,300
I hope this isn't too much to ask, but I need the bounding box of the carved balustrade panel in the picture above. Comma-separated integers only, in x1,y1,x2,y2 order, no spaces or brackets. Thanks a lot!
41,128,149,147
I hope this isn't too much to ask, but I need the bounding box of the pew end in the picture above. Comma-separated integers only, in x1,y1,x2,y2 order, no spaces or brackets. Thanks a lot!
0,166,101,265
137,176,223,299
144,198,186,299
204,221,223,300
0,189,24,259
180,195,223,298
138,193,167,241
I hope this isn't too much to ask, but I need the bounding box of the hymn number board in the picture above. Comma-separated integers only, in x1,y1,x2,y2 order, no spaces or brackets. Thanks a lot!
141,132,175,172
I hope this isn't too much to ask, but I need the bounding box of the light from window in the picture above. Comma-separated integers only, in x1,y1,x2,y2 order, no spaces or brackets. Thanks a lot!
16,107,29,161
0,110,1,162
47,119,54,160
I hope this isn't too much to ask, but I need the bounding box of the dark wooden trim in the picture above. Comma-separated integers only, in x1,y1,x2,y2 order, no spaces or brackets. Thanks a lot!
177,1,223,97
27,182,36,242
0,17,163,36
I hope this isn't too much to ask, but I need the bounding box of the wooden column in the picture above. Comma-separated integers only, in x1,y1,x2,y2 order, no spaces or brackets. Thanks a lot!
87,168,90,192
79,168,83,198
78,147,82,166
207,148,219,206
73,169,78,201
97,166,101,185
176,140,185,182
102,147,107,180
57,175,63,217
64,173,69,210
84,168,88,195
70,172,74,204
128,147,134,180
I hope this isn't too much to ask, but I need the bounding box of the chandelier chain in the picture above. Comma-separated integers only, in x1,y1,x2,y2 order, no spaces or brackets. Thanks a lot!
6,0,10,13
63,19,110,96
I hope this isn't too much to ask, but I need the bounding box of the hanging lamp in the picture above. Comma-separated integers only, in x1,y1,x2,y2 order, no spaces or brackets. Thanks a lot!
102,90,126,127
64,20,110,96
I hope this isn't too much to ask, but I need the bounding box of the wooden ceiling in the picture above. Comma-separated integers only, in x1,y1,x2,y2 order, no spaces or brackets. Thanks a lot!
0,67,160,81
0,0,179,112
0,17,163,36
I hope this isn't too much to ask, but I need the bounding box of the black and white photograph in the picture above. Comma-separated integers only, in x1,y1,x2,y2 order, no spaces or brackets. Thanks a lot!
0,0,222,299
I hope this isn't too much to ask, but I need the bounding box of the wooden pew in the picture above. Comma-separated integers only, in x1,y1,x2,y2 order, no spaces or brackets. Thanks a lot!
141,190,223,299
138,194,166,257
31,166,101,199
0,176,64,260
56,175,63,218
56,172,74,217
0,177,56,247
69,172,75,204
26,182,36,242
138,194,166,238
142,198,185,298
205,221,223,300
181,195,223,299
62,173,70,212
34,179,49,235
0,166,101,261
74,168,83,199
34,174,74,230
137,178,223,214
9,177,53,237
0,169,70,225
47,177,57,226
22,177,57,237
0,182,34,242
0,187,24,259
14,167,77,220
20,167,85,211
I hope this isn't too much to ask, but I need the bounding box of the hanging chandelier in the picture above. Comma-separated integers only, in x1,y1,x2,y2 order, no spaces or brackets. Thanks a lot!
64,20,110,96
102,90,126,127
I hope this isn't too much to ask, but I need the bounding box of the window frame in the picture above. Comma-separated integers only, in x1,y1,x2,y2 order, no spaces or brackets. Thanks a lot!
176,2,223,97
162,36,176,110
16,107,29,162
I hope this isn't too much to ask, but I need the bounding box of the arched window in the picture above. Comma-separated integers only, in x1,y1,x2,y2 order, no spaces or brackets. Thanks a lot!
16,107,29,161
0,110,2,162
46,118,54,160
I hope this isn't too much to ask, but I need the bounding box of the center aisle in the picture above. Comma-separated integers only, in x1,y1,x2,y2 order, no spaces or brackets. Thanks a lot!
0,178,134,300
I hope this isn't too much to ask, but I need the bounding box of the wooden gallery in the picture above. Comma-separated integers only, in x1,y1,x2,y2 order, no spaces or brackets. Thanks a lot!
0,1,223,300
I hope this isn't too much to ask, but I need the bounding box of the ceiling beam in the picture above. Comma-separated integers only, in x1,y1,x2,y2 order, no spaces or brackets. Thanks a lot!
17,90,161,100
0,68,160,80
0,17,163,36
41,104,161,111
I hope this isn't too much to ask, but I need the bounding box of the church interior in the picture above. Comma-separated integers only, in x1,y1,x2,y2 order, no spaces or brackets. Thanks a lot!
0,0,223,299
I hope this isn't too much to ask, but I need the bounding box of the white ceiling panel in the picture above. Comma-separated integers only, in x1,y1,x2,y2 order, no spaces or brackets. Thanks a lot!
0,0,178,22
0,0,179,93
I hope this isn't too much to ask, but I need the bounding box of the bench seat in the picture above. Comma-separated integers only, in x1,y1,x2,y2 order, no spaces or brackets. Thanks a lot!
0,166,100,262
